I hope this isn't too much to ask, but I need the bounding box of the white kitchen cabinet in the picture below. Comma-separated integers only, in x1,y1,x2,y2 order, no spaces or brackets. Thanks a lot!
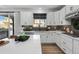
40,32,47,43
55,33,73,54
55,33,61,46
40,31,55,43
65,5,73,15
56,11,60,25
73,39,79,54
54,7,70,25
47,31,55,43
72,5,79,12
46,12,55,25
53,12,56,25
65,5,79,14
54,11,60,25
55,33,64,50
60,7,71,25
20,11,33,25
66,5,79,13
60,34,73,54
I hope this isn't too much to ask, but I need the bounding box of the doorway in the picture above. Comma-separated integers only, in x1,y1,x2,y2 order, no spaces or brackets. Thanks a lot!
0,15,14,38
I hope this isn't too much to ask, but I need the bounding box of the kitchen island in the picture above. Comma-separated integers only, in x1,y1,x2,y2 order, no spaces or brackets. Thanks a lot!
0,35,42,54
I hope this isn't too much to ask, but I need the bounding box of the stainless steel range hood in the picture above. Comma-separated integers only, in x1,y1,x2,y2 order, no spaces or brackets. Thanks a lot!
66,11,79,20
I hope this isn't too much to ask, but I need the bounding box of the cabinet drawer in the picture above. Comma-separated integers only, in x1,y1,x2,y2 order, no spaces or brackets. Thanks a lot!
73,39,79,54
63,47,72,54
65,38,72,43
61,35,72,44
40,35,47,43
61,39,72,50
63,41,72,50
40,33,49,43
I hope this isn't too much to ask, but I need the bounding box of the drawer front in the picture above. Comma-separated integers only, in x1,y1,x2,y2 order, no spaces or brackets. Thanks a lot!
61,44,72,54
63,47,72,54
62,41,72,50
65,38,72,44
40,35,47,43
61,36,72,43
73,39,79,54
61,35,72,50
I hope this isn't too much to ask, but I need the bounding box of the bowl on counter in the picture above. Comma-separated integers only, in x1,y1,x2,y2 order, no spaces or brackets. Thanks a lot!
0,38,9,46
15,35,30,42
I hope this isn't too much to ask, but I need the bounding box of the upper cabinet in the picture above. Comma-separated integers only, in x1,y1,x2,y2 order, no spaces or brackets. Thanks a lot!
53,6,71,25
46,12,56,25
60,7,71,25
54,11,60,25
52,5,79,26
72,5,79,12
45,12,60,25
65,5,73,15
65,5,79,15
20,11,33,25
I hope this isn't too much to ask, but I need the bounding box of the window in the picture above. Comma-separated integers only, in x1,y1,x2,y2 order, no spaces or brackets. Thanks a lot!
33,13,46,27
33,19,46,27
0,16,9,39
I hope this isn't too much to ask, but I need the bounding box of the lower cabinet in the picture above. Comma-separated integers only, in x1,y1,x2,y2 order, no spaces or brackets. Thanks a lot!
40,31,79,54
55,33,79,54
40,31,55,43
73,39,79,54
40,33,47,43
55,33,73,54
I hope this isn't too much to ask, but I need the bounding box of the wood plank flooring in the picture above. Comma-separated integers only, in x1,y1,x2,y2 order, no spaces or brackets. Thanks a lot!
41,43,64,54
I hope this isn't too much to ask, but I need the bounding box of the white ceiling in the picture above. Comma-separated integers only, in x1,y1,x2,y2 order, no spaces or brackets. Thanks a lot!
0,5,65,12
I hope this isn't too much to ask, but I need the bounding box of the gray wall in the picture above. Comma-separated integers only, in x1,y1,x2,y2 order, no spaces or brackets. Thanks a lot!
14,12,21,35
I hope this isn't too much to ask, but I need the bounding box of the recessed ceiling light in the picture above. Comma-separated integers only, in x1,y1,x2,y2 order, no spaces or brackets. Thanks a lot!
39,8,42,9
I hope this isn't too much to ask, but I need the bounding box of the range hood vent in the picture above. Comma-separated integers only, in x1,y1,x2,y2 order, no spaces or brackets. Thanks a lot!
66,11,79,20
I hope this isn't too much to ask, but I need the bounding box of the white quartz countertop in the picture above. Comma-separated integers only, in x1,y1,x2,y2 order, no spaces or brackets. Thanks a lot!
0,35,42,54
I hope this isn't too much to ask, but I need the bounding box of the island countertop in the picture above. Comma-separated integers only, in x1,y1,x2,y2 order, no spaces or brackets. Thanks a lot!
0,35,42,54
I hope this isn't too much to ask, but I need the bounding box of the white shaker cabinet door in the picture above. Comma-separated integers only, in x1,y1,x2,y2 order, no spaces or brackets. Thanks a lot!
60,7,71,25
45,32,55,43
40,33,47,43
65,5,72,15
40,32,55,43
46,32,53,43
46,12,52,25
50,32,55,43
54,11,60,25
21,11,33,25
73,5,79,12
60,7,65,25
73,39,79,54
46,12,55,25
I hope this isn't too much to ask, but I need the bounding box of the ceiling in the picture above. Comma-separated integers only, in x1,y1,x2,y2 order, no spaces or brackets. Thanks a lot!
0,5,65,12
0,5,65,18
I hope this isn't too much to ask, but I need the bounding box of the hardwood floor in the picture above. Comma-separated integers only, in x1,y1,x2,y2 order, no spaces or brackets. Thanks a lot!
41,43,64,54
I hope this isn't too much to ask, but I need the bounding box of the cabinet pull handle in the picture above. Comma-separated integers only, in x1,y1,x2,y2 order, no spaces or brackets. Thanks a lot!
63,48,66,50
63,41,66,44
